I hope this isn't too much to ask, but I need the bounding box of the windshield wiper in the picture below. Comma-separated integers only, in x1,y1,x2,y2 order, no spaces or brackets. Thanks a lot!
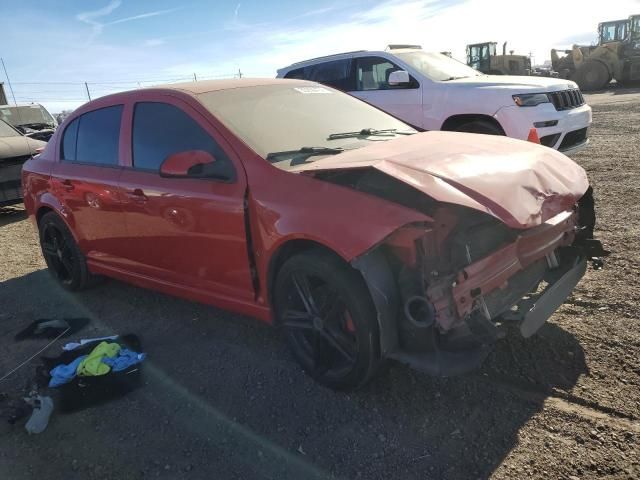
266,146,344,162
327,128,414,140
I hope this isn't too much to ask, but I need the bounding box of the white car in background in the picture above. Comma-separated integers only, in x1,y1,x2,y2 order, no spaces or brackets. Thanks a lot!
277,46,592,154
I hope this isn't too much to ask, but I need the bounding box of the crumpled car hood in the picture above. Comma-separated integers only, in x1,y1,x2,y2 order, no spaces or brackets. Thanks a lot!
291,131,589,229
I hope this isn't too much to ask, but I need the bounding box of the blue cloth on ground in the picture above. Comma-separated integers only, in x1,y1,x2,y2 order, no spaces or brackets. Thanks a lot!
101,348,146,372
48,355,87,387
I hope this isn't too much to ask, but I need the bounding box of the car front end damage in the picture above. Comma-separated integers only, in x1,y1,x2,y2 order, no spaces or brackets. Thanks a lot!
294,130,607,375
351,187,607,376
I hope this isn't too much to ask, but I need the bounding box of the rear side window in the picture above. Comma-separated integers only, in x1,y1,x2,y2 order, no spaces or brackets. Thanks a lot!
62,105,122,165
283,68,304,79
61,118,79,160
132,102,234,179
288,59,354,91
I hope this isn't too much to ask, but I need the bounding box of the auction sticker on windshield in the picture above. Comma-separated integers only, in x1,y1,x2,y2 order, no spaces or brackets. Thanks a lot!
294,87,332,94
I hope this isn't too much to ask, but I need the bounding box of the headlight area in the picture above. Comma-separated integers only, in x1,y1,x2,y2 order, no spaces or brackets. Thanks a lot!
513,93,550,107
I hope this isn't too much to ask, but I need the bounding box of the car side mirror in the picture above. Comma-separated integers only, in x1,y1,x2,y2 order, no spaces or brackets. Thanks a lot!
388,70,411,86
159,150,216,178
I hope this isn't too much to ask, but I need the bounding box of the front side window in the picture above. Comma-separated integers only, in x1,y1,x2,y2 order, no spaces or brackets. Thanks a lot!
355,56,416,91
132,102,234,179
63,105,122,165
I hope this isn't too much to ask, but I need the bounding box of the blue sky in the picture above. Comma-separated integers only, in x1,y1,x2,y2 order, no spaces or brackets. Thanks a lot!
2,0,638,113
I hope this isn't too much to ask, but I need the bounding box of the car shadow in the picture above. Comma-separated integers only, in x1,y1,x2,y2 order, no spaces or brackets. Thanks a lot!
0,204,27,227
0,270,587,480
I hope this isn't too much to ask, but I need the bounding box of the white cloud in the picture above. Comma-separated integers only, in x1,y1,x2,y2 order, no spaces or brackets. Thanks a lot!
76,1,179,41
229,0,640,73
108,8,182,26
144,39,166,47
76,0,122,38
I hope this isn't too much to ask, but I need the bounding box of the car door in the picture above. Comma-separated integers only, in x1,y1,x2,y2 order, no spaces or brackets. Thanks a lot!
117,96,254,301
51,105,128,264
348,55,423,128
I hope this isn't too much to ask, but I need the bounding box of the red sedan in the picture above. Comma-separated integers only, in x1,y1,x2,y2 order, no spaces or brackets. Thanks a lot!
22,79,606,389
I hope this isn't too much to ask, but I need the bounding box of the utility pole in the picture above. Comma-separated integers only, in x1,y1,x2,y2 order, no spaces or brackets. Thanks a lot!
84,82,91,101
1,57,19,107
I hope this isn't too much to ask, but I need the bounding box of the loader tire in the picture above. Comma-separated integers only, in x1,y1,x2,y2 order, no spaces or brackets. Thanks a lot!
574,61,610,91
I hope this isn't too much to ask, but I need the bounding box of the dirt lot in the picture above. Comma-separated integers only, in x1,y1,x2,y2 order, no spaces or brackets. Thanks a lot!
1,88,639,480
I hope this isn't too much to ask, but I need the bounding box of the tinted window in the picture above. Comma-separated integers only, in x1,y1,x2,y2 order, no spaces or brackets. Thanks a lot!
74,105,122,165
283,68,304,79
355,57,415,91
132,102,234,179
61,118,79,160
304,59,353,91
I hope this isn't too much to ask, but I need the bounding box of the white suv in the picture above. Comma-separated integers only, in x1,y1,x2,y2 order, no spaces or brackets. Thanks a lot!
277,47,592,154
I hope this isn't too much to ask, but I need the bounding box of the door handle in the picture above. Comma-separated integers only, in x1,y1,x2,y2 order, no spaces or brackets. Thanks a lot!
61,179,74,191
127,188,148,202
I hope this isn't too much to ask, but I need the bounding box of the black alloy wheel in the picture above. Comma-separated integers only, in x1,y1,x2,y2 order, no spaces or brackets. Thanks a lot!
41,221,75,285
275,250,380,390
38,212,98,291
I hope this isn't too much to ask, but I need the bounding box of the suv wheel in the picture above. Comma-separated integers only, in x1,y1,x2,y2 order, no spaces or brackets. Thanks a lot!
454,120,504,135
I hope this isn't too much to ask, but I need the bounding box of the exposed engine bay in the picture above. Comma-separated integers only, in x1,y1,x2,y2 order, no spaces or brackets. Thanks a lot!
320,168,608,375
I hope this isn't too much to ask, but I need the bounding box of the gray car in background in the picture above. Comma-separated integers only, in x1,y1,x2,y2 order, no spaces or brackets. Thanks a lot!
0,118,46,206
0,103,57,142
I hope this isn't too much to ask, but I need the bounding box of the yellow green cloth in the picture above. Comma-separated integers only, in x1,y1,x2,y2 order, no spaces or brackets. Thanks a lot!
76,342,121,377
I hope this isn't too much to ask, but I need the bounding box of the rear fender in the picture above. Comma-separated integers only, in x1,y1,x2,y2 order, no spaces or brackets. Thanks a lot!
34,193,83,248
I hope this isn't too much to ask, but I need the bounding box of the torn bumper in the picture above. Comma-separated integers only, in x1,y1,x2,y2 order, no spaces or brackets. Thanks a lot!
518,255,587,338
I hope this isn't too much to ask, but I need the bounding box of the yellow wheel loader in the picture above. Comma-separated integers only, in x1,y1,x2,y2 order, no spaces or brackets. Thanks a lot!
466,42,531,75
551,15,640,91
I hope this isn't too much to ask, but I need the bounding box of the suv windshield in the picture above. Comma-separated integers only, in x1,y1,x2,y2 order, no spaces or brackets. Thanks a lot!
394,50,482,81
0,104,56,128
197,84,415,169
0,118,20,137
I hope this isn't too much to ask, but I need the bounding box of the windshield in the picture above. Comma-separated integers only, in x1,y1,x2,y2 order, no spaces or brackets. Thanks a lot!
395,50,482,81
0,104,56,127
0,119,20,137
197,84,415,169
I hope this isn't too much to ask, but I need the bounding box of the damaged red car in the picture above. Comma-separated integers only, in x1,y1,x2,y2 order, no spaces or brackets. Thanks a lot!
22,79,606,389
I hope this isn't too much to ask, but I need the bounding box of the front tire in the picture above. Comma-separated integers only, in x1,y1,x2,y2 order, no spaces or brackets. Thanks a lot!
574,61,610,91
453,120,504,135
39,212,98,291
274,250,381,390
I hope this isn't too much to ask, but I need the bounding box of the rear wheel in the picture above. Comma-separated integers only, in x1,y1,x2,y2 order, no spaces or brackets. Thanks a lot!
39,212,98,291
274,250,380,390
453,120,504,135
574,61,610,91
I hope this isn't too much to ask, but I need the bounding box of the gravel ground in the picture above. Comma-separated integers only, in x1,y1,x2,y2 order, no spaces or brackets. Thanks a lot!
1,88,639,480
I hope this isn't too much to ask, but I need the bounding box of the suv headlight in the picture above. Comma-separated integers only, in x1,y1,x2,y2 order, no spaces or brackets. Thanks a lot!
512,93,550,107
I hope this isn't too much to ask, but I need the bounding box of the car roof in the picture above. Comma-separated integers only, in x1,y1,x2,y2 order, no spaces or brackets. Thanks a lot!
278,49,421,72
68,78,318,115
149,77,313,95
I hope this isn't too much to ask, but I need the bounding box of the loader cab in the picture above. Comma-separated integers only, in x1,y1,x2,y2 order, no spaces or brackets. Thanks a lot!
598,19,628,45
466,42,496,72
629,15,640,43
